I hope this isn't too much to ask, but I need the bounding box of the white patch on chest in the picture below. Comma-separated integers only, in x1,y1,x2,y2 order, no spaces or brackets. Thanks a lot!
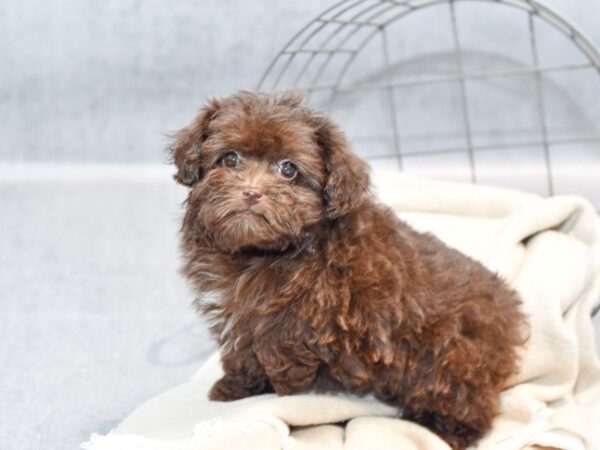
196,291,241,347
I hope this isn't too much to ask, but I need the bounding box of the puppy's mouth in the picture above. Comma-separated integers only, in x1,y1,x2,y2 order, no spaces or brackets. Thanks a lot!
233,208,270,224
236,244,296,258
203,203,300,254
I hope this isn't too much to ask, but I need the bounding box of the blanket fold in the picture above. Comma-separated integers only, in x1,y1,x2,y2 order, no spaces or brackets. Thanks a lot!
83,173,600,450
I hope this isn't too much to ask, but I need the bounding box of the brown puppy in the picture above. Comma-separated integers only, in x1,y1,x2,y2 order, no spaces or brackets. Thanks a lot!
170,91,527,449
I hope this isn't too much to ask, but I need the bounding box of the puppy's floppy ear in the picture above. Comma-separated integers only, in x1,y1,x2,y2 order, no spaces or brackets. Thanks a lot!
313,115,370,218
169,99,221,187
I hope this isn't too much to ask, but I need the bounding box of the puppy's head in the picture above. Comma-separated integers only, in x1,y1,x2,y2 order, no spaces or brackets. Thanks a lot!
170,91,369,254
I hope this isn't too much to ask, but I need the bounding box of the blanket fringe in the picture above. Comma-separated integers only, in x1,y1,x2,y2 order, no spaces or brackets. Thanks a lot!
81,415,290,450
81,432,188,450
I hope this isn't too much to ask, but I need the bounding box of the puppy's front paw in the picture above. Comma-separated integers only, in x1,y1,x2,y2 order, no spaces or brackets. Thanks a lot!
209,377,244,401
208,375,271,401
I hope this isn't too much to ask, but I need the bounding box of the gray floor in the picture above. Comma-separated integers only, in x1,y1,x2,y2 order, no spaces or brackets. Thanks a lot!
0,168,215,450
0,165,599,450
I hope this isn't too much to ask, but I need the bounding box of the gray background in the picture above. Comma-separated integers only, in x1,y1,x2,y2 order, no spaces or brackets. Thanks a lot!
0,0,333,163
0,0,599,164
1,1,599,450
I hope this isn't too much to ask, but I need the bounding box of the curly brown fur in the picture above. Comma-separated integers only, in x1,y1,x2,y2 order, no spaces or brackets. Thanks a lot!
170,91,528,449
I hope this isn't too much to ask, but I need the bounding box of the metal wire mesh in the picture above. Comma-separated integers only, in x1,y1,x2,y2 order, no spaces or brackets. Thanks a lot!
257,0,600,199
258,0,600,316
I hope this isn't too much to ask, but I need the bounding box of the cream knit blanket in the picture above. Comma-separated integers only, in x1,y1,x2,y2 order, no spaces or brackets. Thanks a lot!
83,173,600,450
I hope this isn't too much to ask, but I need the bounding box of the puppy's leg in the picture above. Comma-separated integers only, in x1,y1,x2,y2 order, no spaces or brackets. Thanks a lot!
209,346,273,402
264,362,320,396
402,388,497,450
402,408,487,450
255,344,321,396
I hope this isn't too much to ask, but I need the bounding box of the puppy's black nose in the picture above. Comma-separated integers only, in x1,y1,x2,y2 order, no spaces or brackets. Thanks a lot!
241,188,263,205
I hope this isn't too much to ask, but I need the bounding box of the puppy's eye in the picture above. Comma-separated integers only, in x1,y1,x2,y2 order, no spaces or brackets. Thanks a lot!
279,160,297,180
218,151,240,168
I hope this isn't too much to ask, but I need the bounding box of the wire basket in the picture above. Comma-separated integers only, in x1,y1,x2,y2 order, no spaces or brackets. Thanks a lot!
258,0,600,207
